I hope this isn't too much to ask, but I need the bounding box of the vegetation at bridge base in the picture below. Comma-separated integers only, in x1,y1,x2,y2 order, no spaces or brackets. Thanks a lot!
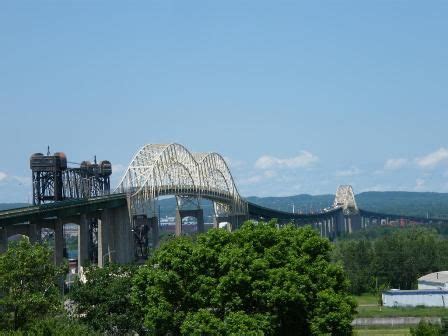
0,222,357,335
131,220,356,335
0,239,65,331
332,226,448,295
69,263,144,335
0,239,97,336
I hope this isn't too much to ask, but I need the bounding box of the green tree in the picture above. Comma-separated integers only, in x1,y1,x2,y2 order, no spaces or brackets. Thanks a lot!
70,263,143,335
373,228,439,289
25,316,99,336
410,320,442,336
132,221,356,335
0,239,65,330
333,239,375,294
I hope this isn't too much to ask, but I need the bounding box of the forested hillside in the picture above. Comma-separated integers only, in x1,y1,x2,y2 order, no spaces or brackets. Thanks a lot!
248,191,448,218
2,191,448,218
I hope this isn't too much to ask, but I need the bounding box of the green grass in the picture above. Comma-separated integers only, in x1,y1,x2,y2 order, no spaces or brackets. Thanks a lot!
354,328,410,336
353,295,448,318
355,294,379,306
356,305,448,318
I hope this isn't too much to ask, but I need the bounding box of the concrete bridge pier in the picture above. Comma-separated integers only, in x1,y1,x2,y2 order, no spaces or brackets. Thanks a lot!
175,208,204,236
28,223,40,244
0,227,7,253
149,216,159,248
53,221,64,265
110,207,134,264
78,214,90,270
98,209,112,267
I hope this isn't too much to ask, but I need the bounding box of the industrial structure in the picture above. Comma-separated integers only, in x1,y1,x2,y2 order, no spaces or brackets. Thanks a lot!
30,148,112,205
382,289,448,308
1,143,448,270
418,272,448,290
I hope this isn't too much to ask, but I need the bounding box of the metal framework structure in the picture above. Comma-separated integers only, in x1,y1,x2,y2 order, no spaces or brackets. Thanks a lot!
333,185,358,214
30,151,111,205
115,143,248,218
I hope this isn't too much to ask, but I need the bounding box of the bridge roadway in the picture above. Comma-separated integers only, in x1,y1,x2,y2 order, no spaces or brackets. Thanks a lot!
0,192,342,227
1,193,448,270
1,192,446,232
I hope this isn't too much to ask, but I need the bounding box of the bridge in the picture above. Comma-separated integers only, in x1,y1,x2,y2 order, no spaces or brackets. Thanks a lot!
0,143,446,269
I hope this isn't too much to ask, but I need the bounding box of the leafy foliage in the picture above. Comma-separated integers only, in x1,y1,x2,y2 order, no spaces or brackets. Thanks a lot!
132,220,356,335
333,226,448,294
0,239,65,330
69,263,143,335
410,320,442,336
24,316,99,336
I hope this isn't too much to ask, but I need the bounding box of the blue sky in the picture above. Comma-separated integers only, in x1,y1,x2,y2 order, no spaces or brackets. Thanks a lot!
1,1,448,203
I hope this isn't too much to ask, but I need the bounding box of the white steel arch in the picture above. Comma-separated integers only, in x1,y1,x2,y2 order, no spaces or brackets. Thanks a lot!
115,143,248,217
333,185,358,214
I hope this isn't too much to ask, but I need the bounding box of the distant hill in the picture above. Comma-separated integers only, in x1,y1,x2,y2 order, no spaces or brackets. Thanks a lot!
0,203,29,211
247,192,448,218
246,194,334,213
2,191,447,219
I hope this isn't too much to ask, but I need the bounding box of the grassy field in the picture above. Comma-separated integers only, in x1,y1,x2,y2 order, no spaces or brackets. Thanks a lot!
352,294,447,335
354,328,410,336
354,294,448,318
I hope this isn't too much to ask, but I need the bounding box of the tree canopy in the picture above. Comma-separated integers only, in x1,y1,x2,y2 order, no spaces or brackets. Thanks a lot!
0,239,65,330
70,263,143,335
132,221,356,335
333,226,448,294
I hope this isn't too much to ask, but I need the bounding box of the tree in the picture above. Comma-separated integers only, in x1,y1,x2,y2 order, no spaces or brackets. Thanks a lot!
25,316,100,336
70,263,143,335
0,239,65,330
132,221,356,335
410,320,442,336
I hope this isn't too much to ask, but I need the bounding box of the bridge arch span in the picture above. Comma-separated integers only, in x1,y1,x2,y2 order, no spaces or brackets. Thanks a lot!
115,143,248,217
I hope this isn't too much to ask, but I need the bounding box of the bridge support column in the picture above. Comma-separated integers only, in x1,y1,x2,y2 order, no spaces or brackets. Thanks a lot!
28,223,39,244
214,216,230,229
98,209,112,267
0,227,7,253
112,207,134,264
78,214,90,271
54,221,64,265
175,210,182,236
149,217,159,249
197,211,205,233
175,208,205,236
229,215,248,231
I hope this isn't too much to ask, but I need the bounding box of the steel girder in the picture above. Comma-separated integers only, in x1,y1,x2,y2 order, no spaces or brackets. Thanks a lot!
115,143,248,217
333,185,358,215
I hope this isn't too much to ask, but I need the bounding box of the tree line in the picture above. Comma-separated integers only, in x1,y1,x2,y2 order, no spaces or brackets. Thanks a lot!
0,221,356,335
332,225,448,295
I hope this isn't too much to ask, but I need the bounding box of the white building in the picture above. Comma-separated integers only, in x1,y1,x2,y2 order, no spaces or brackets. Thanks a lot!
382,289,448,308
418,271,448,290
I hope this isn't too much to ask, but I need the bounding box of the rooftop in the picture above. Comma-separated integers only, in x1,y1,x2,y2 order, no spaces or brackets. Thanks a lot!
418,271,448,284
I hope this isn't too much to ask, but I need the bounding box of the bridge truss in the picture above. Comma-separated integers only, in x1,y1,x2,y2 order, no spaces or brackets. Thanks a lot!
115,143,248,219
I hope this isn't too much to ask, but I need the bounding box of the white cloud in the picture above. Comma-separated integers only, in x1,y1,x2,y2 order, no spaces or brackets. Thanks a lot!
12,176,30,186
414,178,426,191
223,157,245,169
254,151,318,170
113,163,126,174
335,166,361,177
416,148,448,168
238,170,277,186
0,171,7,182
384,158,408,170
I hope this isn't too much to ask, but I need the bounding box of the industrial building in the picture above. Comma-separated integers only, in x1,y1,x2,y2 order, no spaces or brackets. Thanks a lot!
382,271,448,308
382,289,448,308
418,271,448,290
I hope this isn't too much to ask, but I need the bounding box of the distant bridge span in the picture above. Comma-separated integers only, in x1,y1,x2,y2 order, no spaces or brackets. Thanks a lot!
1,143,447,268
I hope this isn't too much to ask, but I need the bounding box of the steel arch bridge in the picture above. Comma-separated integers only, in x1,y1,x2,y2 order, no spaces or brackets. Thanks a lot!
115,143,248,220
